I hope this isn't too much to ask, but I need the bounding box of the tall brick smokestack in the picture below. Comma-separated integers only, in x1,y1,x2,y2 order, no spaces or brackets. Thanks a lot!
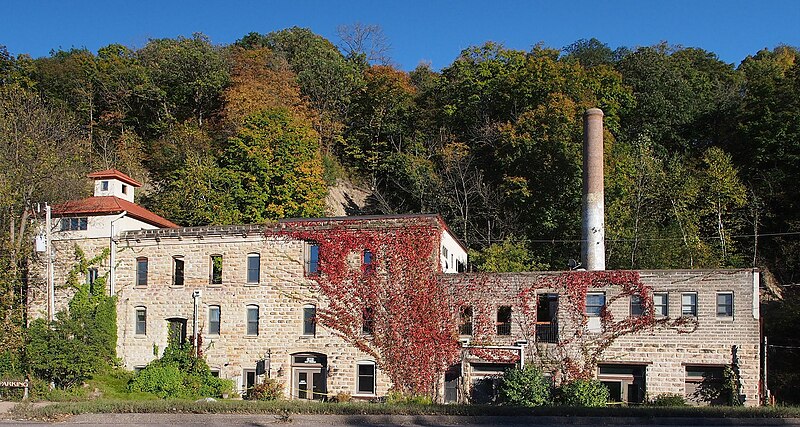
581,108,605,270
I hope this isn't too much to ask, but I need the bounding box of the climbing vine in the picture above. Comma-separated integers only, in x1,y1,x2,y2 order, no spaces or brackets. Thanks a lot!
270,219,700,395
269,218,461,397
456,271,698,383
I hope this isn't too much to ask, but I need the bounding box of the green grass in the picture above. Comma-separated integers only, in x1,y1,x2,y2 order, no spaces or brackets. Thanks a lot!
11,399,800,421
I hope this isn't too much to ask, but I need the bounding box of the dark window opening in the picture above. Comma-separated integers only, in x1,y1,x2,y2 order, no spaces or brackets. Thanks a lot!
362,307,374,335
167,318,187,345
210,255,223,285
303,305,316,335
459,306,473,336
496,306,511,335
536,294,559,343
173,256,184,286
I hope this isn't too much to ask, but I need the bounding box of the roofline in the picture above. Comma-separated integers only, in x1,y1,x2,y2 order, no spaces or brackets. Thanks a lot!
87,169,142,187
120,213,469,240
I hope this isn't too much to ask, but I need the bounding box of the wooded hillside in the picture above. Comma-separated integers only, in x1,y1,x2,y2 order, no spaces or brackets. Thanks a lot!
2,31,800,276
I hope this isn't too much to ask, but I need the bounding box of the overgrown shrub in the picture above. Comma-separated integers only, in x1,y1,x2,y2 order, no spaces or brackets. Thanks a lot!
385,391,433,405
129,365,186,398
556,379,609,407
246,378,284,401
24,247,118,389
498,365,551,406
647,393,687,406
128,341,233,399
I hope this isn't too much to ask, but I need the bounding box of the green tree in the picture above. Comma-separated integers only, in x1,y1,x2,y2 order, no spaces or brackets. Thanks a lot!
138,33,230,129
25,247,117,388
221,108,327,222
469,236,545,272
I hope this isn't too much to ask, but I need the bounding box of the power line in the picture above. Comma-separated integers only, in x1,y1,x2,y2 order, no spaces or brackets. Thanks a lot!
489,230,800,245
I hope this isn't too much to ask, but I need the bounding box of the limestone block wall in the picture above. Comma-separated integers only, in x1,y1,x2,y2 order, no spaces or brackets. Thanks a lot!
27,236,112,321
444,270,761,406
114,229,391,399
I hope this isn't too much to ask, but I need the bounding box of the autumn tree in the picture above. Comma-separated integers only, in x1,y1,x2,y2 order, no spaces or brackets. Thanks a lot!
221,46,312,130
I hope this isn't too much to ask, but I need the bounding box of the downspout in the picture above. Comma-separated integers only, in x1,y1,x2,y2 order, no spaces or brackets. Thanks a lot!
109,211,127,296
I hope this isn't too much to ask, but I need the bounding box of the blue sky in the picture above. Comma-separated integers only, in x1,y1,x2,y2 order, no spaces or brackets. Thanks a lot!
1,0,798,70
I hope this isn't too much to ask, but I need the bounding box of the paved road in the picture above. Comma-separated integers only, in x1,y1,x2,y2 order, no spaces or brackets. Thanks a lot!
4,414,800,427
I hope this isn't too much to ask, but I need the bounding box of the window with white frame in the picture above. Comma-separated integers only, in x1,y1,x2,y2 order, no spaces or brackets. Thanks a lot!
716,292,733,318
681,293,697,317
247,253,260,284
653,293,668,317
135,306,147,335
586,292,606,317
208,305,221,335
246,305,259,336
101,180,109,191
356,362,376,394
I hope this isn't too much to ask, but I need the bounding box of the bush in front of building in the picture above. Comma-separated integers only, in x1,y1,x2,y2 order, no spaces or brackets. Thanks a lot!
245,378,284,401
555,379,609,407
497,365,552,406
646,392,687,406
129,341,233,399
385,391,434,405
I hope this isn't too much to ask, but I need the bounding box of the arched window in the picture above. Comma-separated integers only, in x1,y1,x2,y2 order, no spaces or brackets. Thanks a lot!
247,253,261,284
135,306,147,335
246,305,259,336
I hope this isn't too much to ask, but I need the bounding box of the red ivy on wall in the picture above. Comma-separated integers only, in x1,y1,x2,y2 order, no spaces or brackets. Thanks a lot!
270,220,700,393
458,271,698,383
270,219,461,396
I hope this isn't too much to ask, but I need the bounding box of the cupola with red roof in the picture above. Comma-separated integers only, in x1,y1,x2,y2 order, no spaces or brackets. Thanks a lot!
88,169,142,203
51,169,179,232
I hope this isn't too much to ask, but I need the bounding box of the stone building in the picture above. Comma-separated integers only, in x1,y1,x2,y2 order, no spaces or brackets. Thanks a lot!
28,169,762,405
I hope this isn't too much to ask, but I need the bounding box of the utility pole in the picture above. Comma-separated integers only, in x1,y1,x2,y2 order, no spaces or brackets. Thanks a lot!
192,290,201,357
45,203,54,322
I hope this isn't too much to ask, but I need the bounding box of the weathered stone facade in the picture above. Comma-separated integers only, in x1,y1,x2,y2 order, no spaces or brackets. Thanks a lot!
29,216,761,405
443,270,761,405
